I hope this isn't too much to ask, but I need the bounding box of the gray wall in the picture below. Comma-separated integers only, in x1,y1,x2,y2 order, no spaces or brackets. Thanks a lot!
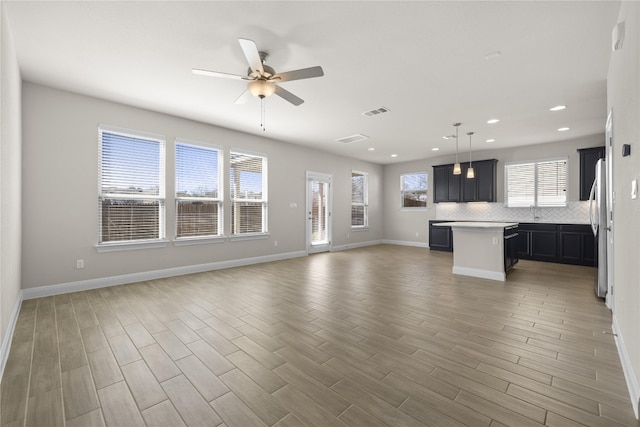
383,134,604,244
0,2,23,369
607,0,640,414
21,83,383,290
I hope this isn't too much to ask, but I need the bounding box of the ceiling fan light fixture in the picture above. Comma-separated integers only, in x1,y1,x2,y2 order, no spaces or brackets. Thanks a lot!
248,79,276,98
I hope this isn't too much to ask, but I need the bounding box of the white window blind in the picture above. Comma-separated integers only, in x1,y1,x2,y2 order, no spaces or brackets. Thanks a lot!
401,172,428,208
175,141,222,238
505,158,567,207
230,151,267,234
99,127,165,243
351,171,368,227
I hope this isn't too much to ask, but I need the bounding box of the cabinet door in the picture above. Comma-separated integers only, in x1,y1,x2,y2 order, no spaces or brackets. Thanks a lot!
429,223,453,251
582,232,596,266
578,147,605,201
475,160,497,202
461,164,477,202
516,231,531,258
448,168,461,201
559,232,581,263
433,166,450,203
531,230,558,260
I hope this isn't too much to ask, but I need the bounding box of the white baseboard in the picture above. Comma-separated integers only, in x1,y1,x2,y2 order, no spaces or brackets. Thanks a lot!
0,291,23,382
22,250,307,300
452,266,506,282
331,239,382,252
612,314,640,419
381,239,429,248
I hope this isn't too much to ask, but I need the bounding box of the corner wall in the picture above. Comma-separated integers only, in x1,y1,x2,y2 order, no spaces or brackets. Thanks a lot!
607,0,640,417
0,1,23,378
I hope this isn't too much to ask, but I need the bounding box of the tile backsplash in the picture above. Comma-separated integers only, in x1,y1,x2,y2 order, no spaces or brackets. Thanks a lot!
435,201,590,224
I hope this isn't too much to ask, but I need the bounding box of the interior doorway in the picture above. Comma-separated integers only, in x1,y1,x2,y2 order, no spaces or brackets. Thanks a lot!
306,172,332,254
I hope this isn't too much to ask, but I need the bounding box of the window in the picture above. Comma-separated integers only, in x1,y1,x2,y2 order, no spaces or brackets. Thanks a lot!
175,141,222,239
351,171,368,227
230,151,267,235
99,126,165,244
505,158,567,207
401,172,428,208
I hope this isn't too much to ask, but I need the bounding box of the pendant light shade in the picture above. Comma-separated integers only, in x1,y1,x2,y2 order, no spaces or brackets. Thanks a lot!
466,131,475,179
248,79,276,98
452,123,461,175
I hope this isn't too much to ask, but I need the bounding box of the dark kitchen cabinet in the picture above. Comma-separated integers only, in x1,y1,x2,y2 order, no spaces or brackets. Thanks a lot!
578,146,605,201
504,228,519,272
433,165,460,203
433,159,497,203
559,224,597,266
516,223,596,267
517,223,558,261
429,220,453,252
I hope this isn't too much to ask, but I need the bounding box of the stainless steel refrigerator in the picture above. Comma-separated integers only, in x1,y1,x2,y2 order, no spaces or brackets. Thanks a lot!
589,158,607,298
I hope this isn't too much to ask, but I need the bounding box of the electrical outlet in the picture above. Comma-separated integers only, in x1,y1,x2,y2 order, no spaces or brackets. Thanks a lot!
492,237,499,245
76,259,84,269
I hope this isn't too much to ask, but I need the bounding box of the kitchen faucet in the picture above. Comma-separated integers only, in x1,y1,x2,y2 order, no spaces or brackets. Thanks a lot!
530,205,541,221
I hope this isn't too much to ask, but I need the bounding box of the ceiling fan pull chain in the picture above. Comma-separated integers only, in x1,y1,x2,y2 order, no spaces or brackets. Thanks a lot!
260,97,266,131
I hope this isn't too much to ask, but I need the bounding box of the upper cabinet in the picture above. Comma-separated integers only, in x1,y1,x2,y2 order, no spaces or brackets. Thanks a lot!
433,159,497,203
578,146,605,201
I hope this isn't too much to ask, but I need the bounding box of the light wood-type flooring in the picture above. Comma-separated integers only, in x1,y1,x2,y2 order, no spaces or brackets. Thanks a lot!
1,244,638,426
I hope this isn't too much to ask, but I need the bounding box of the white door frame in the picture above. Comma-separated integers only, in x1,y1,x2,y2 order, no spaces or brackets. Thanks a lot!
306,171,332,254
605,110,615,311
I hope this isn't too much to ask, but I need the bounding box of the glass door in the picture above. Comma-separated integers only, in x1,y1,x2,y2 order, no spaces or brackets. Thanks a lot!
307,172,332,254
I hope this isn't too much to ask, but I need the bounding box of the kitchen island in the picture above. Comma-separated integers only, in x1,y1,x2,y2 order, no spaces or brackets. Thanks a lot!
434,222,519,281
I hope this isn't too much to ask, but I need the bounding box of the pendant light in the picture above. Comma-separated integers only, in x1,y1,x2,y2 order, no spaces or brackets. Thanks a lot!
466,131,475,179
452,123,462,175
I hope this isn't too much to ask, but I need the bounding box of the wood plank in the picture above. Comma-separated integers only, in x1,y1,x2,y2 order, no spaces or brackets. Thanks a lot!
97,381,146,427
161,375,222,426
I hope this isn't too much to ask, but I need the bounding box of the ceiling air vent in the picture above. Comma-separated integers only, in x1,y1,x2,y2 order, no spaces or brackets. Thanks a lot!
336,134,369,144
361,106,390,117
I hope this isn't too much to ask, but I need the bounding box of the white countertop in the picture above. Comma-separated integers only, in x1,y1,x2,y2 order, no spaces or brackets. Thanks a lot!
435,221,518,229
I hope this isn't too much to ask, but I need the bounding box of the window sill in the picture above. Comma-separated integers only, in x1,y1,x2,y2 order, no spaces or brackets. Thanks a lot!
401,207,428,211
229,232,271,242
174,236,226,246
351,227,369,232
96,239,169,253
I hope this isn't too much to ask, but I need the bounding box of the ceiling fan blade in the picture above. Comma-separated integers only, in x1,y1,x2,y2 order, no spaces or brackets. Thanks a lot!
273,66,324,82
274,85,304,106
192,68,249,80
234,90,251,104
238,38,264,75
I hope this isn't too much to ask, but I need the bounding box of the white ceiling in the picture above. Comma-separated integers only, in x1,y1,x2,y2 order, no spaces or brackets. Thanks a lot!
5,1,620,164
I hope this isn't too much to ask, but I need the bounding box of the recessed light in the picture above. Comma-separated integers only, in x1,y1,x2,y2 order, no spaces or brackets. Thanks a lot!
487,119,500,124
550,105,566,111
432,148,440,151
557,127,570,132
368,147,375,151
484,51,502,61
486,139,495,143
390,154,398,158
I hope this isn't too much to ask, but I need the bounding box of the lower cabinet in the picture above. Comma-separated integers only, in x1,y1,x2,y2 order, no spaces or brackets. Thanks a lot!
430,221,596,267
428,221,453,252
559,225,597,266
517,223,596,267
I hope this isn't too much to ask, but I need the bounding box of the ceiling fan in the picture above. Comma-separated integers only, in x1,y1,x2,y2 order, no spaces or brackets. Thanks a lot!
193,38,324,106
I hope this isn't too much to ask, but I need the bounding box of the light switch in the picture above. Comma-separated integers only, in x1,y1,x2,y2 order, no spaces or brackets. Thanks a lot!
632,179,638,199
